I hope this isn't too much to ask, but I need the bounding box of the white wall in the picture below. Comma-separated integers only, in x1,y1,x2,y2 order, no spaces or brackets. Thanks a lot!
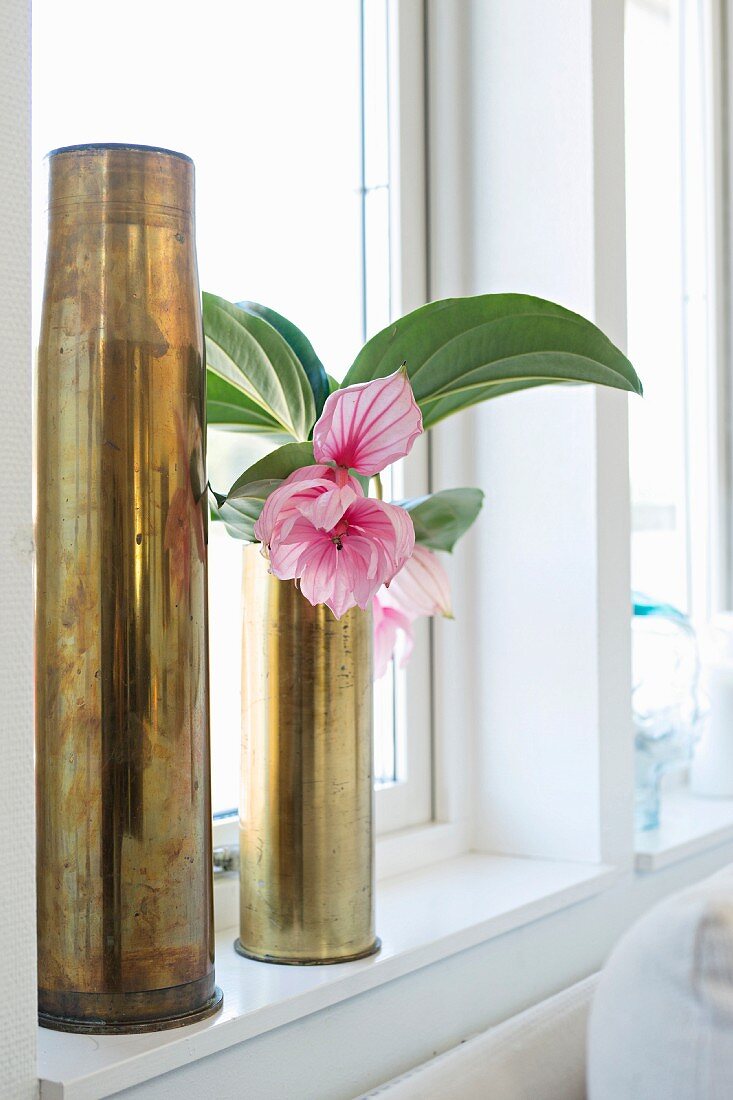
0,1,38,1098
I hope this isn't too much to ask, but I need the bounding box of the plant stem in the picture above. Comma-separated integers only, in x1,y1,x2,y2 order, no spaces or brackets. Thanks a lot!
373,473,383,500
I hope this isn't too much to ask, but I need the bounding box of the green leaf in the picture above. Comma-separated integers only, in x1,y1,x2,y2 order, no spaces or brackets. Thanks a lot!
203,293,315,440
227,442,317,497
211,441,374,539
236,301,330,420
343,295,642,428
211,442,317,541
206,371,285,433
401,488,484,552
210,481,280,542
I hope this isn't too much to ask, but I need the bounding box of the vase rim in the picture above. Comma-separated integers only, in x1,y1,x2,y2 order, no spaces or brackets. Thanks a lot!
46,143,193,164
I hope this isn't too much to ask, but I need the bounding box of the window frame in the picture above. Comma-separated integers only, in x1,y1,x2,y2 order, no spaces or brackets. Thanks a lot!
625,0,728,629
373,0,433,835
25,3,733,1094
625,0,729,627
213,0,437,857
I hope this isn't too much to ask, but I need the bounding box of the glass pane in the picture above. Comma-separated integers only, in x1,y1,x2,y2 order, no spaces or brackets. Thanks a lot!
625,0,714,625
626,0,716,829
33,0,401,814
626,0,688,612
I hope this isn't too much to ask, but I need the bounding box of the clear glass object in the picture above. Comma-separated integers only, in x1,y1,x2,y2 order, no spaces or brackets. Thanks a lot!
632,592,701,830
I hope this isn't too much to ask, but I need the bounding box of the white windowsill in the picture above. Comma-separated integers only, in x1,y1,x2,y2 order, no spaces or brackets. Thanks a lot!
38,852,617,1100
635,788,733,872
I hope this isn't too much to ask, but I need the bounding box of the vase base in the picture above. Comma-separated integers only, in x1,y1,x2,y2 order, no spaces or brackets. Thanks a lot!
233,937,382,966
38,986,224,1035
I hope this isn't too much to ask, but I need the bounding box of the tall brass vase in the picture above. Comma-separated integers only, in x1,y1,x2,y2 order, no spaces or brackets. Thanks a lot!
35,144,222,1032
238,546,379,964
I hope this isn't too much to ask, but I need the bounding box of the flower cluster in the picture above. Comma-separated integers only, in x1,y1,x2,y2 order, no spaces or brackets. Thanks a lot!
254,369,453,672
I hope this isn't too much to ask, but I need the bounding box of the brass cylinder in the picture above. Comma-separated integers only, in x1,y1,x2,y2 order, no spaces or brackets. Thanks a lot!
35,144,222,1032
238,546,379,964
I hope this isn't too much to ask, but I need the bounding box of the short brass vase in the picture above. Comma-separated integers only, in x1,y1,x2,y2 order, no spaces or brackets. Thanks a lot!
238,546,379,964
35,144,222,1032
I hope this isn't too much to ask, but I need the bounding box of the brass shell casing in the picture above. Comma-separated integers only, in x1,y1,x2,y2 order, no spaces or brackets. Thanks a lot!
238,546,379,964
35,144,222,1032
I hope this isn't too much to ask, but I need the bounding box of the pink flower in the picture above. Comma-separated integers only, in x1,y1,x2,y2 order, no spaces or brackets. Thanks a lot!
255,466,361,547
386,545,453,619
253,371,423,619
372,595,414,679
372,547,452,677
313,367,423,477
255,470,415,619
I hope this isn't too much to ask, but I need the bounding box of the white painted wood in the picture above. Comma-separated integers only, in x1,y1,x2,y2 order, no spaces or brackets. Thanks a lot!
426,0,634,867
213,821,473,935
708,0,730,614
106,850,733,1100
636,788,733,870
387,0,427,319
0,1,38,1098
39,853,617,1100
376,443,433,836
678,0,726,625
365,974,599,1100
426,0,477,842
591,0,636,871
42,838,733,1100
375,820,470,881
375,0,433,836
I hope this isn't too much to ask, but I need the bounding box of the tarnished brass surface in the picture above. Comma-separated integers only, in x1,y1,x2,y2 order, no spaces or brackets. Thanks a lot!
35,144,221,1032
239,546,378,964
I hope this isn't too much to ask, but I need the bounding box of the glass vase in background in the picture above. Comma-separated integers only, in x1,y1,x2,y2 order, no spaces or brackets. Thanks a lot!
632,594,701,831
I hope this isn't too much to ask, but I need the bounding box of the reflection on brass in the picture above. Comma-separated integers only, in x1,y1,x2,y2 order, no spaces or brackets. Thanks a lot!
238,546,379,964
35,144,222,1032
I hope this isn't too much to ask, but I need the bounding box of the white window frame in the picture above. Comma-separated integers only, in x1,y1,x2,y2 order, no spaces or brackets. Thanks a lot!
420,0,635,875
23,4,733,1096
374,0,433,837
674,0,728,628
678,0,722,626
214,0,435,857
624,0,728,641
211,0,733,880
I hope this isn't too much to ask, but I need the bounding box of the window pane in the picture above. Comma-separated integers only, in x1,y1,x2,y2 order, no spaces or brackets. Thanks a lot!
33,0,404,816
625,0,715,625
626,0,688,613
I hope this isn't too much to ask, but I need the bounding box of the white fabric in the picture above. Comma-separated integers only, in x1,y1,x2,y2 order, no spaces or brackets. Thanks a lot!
361,974,598,1099
588,863,733,1100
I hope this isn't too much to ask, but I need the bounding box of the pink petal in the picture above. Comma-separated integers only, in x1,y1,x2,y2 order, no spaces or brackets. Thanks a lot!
325,568,358,619
254,475,336,546
263,483,415,621
339,540,383,609
254,467,365,548
343,497,415,582
286,464,339,484
372,595,414,678
313,369,423,477
268,516,326,578
298,540,339,608
383,501,418,575
284,464,364,493
387,545,453,618
298,484,358,532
